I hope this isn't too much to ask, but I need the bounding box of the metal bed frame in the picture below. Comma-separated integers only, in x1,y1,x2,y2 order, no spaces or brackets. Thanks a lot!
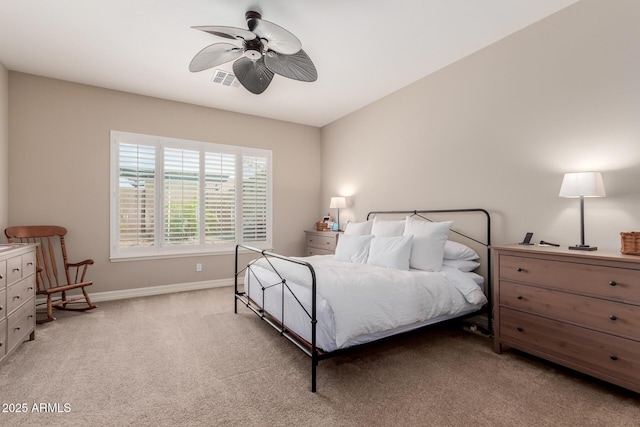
234,208,491,392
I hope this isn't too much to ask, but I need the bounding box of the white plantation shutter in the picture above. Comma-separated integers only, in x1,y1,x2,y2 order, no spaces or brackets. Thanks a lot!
205,152,236,243
117,142,156,248
242,155,269,242
164,147,200,245
110,131,271,259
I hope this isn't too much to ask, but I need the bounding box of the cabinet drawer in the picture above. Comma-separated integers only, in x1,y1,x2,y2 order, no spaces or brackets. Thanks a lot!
499,254,640,304
0,259,6,287
6,256,23,285
500,307,640,386
22,252,36,276
0,318,6,358
306,234,336,251
500,281,640,341
7,275,36,315
0,288,6,319
7,297,35,353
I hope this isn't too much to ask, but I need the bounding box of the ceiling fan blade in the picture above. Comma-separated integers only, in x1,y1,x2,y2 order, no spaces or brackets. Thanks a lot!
192,25,256,41
189,43,243,72
264,49,317,82
232,57,274,95
247,17,301,55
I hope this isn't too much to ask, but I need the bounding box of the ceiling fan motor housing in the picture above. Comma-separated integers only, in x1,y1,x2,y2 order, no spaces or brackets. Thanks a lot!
243,37,263,60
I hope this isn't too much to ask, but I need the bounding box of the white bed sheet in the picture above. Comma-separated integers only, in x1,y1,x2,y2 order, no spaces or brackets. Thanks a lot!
244,255,487,352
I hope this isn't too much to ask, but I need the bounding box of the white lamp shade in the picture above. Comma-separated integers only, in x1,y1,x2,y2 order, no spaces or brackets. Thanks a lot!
329,196,347,209
559,172,606,198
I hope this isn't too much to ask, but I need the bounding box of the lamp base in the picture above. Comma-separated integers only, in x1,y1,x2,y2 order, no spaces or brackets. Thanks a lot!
568,244,598,251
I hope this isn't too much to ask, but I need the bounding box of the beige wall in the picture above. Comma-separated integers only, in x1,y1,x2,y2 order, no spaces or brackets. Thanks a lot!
8,73,321,293
321,0,640,250
0,62,7,231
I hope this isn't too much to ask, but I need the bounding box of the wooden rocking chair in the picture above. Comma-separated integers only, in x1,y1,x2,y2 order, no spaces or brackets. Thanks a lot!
4,225,97,323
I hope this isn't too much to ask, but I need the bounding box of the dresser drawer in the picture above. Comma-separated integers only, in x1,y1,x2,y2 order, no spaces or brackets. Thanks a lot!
6,255,23,285
6,275,36,315
7,297,35,353
500,281,640,341
0,318,6,358
499,254,640,304
306,233,337,251
0,259,6,287
500,307,640,387
0,288,6,319
22,251,37,277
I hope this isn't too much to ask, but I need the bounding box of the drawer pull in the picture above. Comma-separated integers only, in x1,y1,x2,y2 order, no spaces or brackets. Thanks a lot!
517,327,524,332
28,314,34,319
27,286,34,291
27,262,34,266
516,267,523,272
609,280,617,286
0,274,3,279
609,314,617,321
14,326,20,331
13,267,20,272
13,295,20,300
610,355,618,361
516,295,523,300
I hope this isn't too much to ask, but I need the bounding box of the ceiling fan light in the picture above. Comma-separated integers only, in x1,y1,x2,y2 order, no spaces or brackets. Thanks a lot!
244,49,262,60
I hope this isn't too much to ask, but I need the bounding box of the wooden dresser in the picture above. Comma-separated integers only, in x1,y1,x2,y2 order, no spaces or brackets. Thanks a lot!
0,244,37,363
304,230,340,256
492,244,640,393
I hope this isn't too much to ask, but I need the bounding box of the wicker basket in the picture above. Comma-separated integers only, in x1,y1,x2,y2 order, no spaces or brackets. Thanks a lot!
620,232,640,255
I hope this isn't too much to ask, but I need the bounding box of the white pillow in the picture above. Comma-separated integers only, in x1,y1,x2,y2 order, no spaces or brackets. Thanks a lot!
334,234,373,264
444,240,479,261
366,235,413,270
344,220,373,236
371,217,405,237
442,259,480,272
403,217,453,271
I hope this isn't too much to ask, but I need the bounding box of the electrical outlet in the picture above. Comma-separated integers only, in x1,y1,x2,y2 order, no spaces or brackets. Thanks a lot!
196,263,202,272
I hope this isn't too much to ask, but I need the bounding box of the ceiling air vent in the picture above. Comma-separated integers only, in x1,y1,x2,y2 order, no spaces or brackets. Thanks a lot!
211,69,239,87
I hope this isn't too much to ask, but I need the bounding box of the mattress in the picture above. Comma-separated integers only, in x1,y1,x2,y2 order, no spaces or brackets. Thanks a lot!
243,255,487,352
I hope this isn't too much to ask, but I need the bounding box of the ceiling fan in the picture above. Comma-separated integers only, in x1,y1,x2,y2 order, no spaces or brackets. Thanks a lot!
189,11,317,95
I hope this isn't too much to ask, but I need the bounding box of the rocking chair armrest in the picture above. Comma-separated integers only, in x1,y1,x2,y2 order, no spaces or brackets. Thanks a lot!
66,259,95,268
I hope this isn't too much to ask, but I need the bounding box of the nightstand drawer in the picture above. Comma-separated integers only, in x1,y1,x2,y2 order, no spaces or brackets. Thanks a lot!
306,234,337,251
499,254,640,303
306,247,335,256
500,307,640,386
500,281,640,341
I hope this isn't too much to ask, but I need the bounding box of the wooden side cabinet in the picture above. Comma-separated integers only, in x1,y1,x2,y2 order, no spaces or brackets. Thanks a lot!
492,244,640,393
304,230,341,256
0,244,37,364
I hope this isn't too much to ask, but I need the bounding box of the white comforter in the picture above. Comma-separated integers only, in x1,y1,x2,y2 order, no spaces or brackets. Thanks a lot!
249,255,486,349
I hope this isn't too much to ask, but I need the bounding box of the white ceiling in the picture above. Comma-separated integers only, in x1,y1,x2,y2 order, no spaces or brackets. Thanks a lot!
0,0,580,127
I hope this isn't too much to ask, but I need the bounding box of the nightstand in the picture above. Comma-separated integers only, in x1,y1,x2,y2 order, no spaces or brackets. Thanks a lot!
492,244,640,393
304,230,341,256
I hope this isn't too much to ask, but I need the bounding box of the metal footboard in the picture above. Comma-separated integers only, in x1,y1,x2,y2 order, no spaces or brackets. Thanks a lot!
234,244,320,392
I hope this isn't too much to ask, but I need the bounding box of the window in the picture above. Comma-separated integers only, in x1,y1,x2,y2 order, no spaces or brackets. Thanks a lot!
110,131,272,260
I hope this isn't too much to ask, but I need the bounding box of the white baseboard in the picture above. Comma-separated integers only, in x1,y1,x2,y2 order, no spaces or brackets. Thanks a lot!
36,278,236,305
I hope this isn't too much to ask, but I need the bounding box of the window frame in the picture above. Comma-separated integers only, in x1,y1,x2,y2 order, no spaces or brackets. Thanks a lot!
110,130,272,261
